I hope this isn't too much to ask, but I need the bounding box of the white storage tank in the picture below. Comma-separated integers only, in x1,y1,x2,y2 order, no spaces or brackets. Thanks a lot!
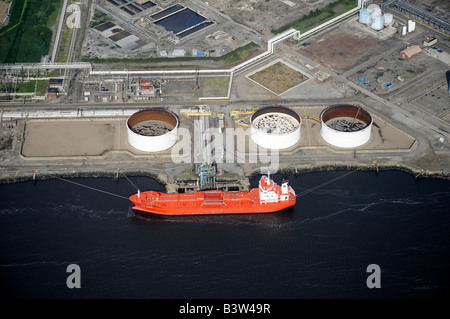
384,13,393,25
407,19,415,32
127,108,179,152
371,13,385,31
359,9,371,24
367,4,381,15
250,106,301,150
320,104,372,148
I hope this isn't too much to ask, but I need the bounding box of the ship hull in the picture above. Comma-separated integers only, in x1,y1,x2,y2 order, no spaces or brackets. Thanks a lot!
130,202,295,216
129,191,295,216
129,175,296,216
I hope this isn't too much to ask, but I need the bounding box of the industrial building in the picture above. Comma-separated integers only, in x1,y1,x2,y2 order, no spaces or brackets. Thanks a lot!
47,88,59,99
423,36,438,47
400,45,422,59
129,79,162,99
49,78,63,88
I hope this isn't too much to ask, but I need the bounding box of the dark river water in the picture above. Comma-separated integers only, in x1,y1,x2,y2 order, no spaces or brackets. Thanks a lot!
0,170,449,299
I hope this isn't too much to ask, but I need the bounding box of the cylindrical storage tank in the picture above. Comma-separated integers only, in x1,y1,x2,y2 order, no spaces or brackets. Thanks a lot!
407,19,413,32
359,9,371,24
320,104,372,148
127,108,179,152
250,106,301,150
402,25,407,35
367,4,381,15
371,14,385,30
384,13,393,25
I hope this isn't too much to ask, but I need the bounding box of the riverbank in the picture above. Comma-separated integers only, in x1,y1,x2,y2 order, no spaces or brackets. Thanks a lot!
1,160,448,187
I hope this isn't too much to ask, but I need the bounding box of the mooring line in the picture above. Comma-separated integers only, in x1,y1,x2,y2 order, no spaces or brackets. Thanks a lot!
51,169,356,202
120,172,140,192
295,169,357,198
55,177,129,200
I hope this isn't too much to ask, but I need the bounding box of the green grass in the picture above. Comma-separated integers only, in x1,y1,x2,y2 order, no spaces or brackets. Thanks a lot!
89,9,112,28
0,0,62,63
13,80,49,95
249,62,308,94
81,42,260,67
271,0,357,34
200,77,230,97
46,1,61,28
58,26,72,62
216,42,259,65
0,0,28,37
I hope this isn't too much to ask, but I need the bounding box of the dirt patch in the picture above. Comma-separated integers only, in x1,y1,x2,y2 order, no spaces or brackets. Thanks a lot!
248,61,309,95
205,0,338,37
301,33,381,72
0,0,12,28
22,120,115,157
0,131,13,151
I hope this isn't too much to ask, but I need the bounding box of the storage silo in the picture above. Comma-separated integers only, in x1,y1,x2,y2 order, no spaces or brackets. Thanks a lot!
359,9,371,24
371,14,385,31
407,19,414,32
384,13,393,25
367,4,381,15
402,25,407,35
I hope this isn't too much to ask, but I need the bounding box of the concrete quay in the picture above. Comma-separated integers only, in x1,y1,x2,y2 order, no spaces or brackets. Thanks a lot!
0,102,447,190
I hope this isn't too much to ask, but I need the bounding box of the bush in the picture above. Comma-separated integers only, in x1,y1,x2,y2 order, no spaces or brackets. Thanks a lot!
0,0,61,63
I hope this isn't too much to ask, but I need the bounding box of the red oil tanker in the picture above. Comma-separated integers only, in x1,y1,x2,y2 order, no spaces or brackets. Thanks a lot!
129,175,296,216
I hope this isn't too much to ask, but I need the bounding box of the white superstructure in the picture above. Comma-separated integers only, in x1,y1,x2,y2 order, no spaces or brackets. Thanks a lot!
258,175,294,203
